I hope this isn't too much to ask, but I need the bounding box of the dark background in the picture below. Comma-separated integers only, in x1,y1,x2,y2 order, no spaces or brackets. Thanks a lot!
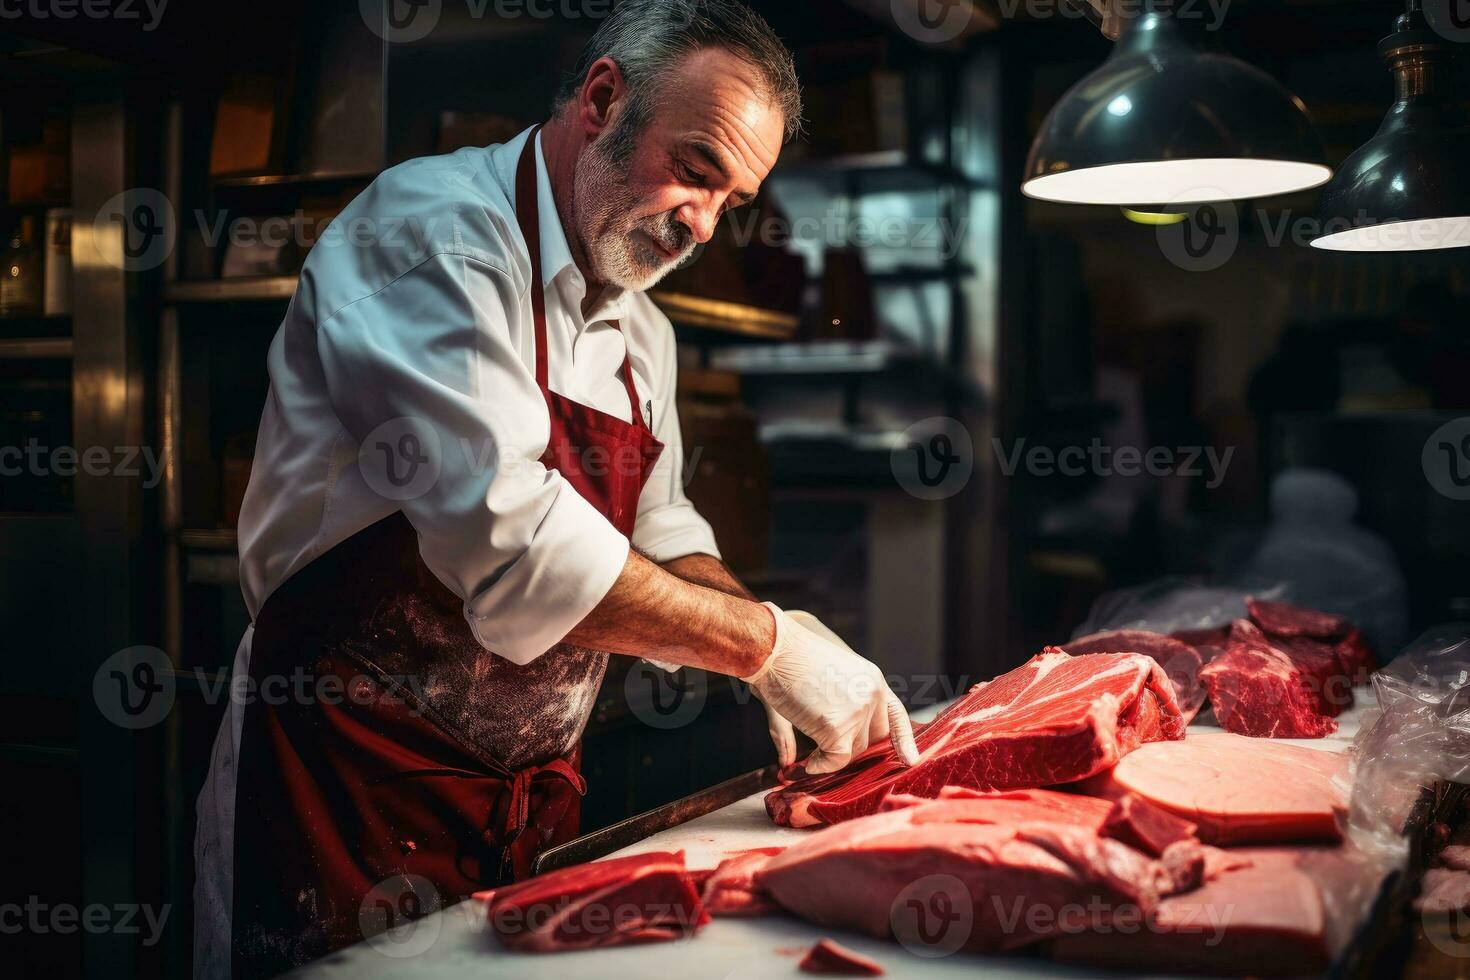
1,0,1466,975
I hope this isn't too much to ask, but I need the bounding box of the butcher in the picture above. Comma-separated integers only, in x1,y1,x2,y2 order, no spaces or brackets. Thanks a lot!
193,1,918,976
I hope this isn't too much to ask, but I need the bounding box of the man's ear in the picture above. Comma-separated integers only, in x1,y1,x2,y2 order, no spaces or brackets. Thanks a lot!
576,56,624,139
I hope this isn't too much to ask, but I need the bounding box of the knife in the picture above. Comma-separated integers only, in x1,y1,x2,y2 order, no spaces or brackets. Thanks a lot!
531,763,781,875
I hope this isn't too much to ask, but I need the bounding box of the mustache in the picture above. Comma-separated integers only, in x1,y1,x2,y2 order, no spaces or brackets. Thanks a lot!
641,212,694,258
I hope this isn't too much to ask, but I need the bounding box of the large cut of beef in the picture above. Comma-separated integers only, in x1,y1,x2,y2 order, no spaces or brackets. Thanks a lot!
1200,620,1346,737
755,793,1171,954
766,650,1186,828
1062,629,1206,723
481,851,708,952
1084,733,1348,845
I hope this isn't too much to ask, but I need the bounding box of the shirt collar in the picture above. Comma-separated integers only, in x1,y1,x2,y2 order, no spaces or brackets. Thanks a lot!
530,129,631,325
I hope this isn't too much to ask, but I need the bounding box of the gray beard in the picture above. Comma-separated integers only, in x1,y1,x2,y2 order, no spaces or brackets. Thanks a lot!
572,138,691,293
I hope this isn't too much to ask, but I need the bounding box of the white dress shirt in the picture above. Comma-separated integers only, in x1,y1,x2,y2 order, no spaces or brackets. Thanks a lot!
238,125,720,664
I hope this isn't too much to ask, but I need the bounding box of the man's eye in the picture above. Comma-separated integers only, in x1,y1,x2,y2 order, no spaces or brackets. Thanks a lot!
677,162,706,186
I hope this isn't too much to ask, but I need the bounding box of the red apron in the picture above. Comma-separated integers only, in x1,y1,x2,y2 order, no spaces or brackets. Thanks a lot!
228,128,664,978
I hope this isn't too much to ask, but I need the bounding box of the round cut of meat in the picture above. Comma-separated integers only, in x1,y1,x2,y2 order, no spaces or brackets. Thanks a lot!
1101,733,1348,845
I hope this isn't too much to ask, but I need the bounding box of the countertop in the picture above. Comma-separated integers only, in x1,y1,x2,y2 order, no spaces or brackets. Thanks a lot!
287,697,1376,979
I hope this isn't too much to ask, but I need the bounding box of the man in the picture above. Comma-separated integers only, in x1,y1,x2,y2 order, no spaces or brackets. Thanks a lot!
195,2,917,975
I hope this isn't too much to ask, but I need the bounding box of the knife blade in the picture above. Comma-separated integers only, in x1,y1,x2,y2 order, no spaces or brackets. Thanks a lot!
531,763,781,876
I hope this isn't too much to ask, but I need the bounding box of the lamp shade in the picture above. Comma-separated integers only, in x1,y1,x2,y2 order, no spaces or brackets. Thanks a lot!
1311,9,1470,251
1023,11,1330,206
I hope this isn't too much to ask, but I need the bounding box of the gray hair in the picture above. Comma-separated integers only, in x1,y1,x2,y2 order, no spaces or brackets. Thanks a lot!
556,0,803,145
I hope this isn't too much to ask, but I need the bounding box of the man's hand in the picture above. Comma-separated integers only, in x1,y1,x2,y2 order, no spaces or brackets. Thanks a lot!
744,604,919,775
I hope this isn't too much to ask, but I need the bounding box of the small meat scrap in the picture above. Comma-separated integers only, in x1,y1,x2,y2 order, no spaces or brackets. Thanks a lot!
1103,794,1199,857
699,847,786,917
485,850,708,952
799,938,885,976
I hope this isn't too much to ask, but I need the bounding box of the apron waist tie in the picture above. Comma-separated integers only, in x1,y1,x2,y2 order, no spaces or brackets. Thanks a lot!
495,757,587,848
368,757,587,873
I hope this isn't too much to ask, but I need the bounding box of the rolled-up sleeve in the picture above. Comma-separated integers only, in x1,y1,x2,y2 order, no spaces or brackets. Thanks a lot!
630,303,721,564
316,252,629,664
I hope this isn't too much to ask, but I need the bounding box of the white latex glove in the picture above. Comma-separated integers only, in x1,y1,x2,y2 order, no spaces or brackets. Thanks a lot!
745,603,920,775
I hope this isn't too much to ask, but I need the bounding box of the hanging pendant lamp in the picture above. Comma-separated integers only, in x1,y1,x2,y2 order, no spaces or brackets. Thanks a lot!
1310,0,1470,251
1023,4,1330,206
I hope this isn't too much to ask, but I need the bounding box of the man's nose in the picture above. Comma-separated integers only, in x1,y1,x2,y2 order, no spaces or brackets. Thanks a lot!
678,202,720,245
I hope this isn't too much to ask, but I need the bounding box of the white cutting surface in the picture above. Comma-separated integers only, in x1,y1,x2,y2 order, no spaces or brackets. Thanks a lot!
288,697,1375,979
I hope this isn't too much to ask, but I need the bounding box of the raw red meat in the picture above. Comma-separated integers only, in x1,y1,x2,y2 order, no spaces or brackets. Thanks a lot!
798,938,885,976
879,786,1114,830
1093,733,1348,845
756,795,1167,954
1199,620,1340,738
1333,628,1377,684
1049,848,1329,976
697,847,785,916
1063,629,1206,723
483,851,708,952
1102,795,1199,857
1246,597,1348,638
1247,597,1377,685
1170,626,1231,658
767,650,1185,828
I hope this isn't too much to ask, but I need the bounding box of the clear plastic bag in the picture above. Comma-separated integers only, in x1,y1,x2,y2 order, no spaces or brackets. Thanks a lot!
1070,577,1269,638
1352,625,1470,846
1317,625,1470,956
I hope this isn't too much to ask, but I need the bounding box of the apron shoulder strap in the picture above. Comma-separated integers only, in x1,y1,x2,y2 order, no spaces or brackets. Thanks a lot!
514,126,550,390
517,125,650,432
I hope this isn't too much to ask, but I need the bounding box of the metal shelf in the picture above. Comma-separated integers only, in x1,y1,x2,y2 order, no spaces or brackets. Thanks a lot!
709,339,927,376
163,276,298,304
770,149,986,194
648,289,798,340
0,337,72,359
178,527,239,550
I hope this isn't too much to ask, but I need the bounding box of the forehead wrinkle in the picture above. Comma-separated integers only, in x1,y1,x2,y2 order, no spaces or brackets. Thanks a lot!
701,103,780,181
